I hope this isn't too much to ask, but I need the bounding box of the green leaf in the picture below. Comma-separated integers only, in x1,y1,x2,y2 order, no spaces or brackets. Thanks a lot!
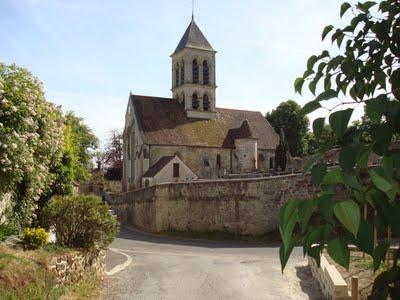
334,200,360,236
328,238,350,269
340,2,352,17
294,77,305,95
313,118,325,140
357,144,373,168
322,25,334,40
298,199,315,233
300,100,321,116
279,200,300,251
311,163,327,185
307,55,318,71
339,145,358,172
329,108,354,138
336,32,345,48
303,227,321,256
360,1,377,12
390,69,400,100
308,245,322,267
369,167,393,192
322,169,344,185
355,219,374,255
373,243,389,271
342,174,364,192
316,89,338,101
303,153,323,174
317,193,335,223
280,238,295,272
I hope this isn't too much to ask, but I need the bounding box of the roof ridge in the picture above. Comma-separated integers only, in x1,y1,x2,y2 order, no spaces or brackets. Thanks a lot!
216,107,263,114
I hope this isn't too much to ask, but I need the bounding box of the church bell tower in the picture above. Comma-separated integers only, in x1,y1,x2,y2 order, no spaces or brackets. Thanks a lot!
171,17,217,119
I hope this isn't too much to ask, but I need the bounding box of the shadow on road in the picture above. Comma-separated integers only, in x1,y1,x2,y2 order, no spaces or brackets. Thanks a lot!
295,265,324,299
118,226,281,249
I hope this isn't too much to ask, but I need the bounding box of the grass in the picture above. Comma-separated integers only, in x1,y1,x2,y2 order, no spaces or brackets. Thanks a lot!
0,246,102,300
159,229,282,243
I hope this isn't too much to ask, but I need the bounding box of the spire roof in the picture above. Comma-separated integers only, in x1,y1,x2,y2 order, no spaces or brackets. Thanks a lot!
173,19,214,55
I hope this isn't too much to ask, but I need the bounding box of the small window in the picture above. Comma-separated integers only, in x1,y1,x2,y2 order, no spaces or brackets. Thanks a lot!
269,157,274,169
192,93,199,110
173,163,180,178
204,158,210,167
216,155,221,169
143,149,149,159
203,60,209,85
192,59,199,83
175,66,179,87
145,179,150,187
203,94,210,111
258,154,264,161
180,63,185,85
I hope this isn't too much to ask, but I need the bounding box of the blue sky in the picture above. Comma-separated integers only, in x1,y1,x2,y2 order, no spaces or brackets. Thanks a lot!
0,0,362,145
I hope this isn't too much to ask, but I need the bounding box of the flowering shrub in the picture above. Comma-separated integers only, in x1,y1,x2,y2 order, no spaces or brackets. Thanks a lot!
22,227,48,249
0,63,64,226
42,194,118,249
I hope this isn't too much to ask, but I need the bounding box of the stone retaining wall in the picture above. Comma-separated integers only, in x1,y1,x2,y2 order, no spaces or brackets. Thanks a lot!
49,249,106,285
110,174,317,235
309,254,350,300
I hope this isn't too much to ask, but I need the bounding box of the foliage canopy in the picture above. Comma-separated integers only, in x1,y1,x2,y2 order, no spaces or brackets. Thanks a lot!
280,1,400,298
266,100,310,157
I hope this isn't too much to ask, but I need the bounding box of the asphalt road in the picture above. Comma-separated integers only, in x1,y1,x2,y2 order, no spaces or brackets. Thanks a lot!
102,227,323,300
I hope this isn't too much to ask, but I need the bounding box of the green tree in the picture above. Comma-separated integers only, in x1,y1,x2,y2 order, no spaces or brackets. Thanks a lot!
266,100,309,157
0,63,64,227
38,113,98,209
64,112,98,182
281,1,400,298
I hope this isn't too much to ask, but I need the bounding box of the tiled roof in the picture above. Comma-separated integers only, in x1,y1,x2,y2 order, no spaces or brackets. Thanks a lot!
173,19,214,55
142,156,175,178
131,95,279,150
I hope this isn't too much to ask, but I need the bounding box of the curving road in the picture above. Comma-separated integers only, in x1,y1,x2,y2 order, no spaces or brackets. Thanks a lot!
102,227,323,300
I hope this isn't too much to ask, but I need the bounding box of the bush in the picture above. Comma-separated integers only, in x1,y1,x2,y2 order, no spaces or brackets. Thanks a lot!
42,194,118,249
0,223,18,241
22,227,48,250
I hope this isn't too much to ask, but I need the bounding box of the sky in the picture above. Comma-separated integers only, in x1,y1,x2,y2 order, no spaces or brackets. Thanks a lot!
0,0,363,146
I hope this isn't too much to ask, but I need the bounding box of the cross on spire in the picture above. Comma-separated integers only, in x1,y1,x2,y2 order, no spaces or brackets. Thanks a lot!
192,0,195,21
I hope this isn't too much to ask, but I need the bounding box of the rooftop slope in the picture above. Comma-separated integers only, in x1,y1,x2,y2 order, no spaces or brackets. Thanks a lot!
131,95,279,149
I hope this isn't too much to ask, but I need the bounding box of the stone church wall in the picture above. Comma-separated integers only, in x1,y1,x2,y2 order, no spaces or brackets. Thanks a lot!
110,173,317,235
149,145,232,178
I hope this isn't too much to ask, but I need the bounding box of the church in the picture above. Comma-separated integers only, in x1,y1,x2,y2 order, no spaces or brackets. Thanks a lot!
122,17,279,191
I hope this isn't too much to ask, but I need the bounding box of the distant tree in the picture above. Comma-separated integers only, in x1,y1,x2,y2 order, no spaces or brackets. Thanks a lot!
102,129,123,181
275,129,288,170
305,124,336,155
38,113,98,210
266,100,309,157
64,112,98,181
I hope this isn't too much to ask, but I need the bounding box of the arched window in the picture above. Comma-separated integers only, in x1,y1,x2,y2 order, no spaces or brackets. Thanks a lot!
216,154,221,169
145,179,150,188
180,62,185,85
192,93,199,110
181,93,185,109
203,60,209,85
192,59,199,83
203,94,210,111
175,65,179,87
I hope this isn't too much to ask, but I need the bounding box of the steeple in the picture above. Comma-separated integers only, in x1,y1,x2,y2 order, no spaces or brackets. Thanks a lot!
171,18,217,120
173,19,214,55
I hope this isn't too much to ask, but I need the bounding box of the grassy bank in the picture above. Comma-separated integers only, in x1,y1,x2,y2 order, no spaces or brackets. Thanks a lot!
0,246,102,300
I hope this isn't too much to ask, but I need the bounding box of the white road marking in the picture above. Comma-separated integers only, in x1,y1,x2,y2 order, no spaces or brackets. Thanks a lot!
106,248,133,276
